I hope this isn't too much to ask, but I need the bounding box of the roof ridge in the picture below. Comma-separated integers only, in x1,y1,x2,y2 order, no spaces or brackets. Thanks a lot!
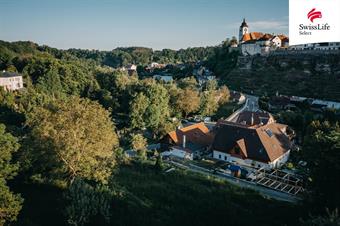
218,120,256,129
180,122,206,132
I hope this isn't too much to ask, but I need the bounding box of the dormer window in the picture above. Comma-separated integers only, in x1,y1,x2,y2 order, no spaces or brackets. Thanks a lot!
265,129,273,137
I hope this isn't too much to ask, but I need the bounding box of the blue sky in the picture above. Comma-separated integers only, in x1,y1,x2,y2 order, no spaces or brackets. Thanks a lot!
0,0,288,50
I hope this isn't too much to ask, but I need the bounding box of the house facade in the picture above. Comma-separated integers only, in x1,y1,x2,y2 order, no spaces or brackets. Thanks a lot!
230,91,246,104
0,71,23,91
213,149,290,169
125,64,137,76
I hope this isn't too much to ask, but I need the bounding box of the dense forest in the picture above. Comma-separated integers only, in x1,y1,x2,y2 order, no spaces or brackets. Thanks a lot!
1,40,340,226
0,40,215,67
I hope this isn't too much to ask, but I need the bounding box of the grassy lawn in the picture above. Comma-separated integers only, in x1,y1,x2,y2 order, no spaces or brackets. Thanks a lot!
191,159,218,170
111,162,304,226
12,162,305,226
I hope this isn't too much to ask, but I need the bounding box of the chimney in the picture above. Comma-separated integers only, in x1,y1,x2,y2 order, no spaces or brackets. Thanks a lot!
182,135,186,148
251,113,254,125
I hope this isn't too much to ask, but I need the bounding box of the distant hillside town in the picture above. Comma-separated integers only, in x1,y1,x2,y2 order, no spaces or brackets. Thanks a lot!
233,18,340,56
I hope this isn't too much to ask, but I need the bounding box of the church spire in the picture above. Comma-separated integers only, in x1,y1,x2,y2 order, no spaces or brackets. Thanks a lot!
241,18,248,28
239,18,249,43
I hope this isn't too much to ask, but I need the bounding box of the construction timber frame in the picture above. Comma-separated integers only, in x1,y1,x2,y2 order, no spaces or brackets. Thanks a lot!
254,168,305,196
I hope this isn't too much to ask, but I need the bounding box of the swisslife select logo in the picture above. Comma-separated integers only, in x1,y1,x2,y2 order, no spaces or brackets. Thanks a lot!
299,8,330,36
307,8,322,22
289,0,340,46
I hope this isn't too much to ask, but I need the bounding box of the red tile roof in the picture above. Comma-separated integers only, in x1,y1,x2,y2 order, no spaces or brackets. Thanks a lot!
241,32,264,42
278,34,289,41
232,111,275,127
167,122,213,147
258,33,273,41
213,121,291,163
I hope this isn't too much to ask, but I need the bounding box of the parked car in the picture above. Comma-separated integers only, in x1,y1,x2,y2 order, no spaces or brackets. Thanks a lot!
194,115,203,122
203,117,211,122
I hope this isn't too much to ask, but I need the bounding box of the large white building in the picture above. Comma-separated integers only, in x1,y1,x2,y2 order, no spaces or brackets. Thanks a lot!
236,18,340,54
238,19,288,56
0,71,23,91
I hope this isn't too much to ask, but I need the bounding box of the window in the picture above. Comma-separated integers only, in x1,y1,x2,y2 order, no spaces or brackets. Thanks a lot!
235,146,241,155
265,129,273,137
219,154,221,159
224,156,227,161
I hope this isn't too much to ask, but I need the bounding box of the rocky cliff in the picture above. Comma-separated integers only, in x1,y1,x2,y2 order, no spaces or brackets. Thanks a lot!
223,51,340,101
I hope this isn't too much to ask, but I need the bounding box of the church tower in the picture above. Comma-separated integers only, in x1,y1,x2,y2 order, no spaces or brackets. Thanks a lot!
239,18,249,43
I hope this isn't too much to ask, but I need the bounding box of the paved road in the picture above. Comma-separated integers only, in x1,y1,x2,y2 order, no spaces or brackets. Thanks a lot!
226,94,260,122
244,94,259,112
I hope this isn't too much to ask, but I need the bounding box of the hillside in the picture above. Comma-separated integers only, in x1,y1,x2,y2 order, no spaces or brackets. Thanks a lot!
12,162,302,226
221,51,340,101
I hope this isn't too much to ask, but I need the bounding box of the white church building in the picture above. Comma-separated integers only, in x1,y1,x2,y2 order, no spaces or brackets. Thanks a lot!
237,19,289,56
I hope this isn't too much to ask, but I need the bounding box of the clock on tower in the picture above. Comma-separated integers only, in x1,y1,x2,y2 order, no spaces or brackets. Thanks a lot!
239,18,249,43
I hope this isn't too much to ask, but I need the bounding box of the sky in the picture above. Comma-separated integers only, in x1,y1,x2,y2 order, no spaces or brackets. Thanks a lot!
0,0,288,50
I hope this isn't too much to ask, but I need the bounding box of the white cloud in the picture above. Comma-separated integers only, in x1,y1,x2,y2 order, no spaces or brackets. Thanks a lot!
225,18,288,33
250,20,288,31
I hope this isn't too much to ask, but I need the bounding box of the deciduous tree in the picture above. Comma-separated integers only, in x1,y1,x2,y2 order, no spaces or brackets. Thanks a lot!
303,121,340,210
144,83,170,132
200,91,218,116
218,85,230,105
129,93,149,130
175,88,200,117
0,124,23,225
26,96,119,184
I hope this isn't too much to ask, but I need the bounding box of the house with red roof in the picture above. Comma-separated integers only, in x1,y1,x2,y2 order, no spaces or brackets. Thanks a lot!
162,122,214,160
212,120,292,169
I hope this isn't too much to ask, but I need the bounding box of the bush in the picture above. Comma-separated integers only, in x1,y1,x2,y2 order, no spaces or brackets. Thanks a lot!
64,179,112,226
